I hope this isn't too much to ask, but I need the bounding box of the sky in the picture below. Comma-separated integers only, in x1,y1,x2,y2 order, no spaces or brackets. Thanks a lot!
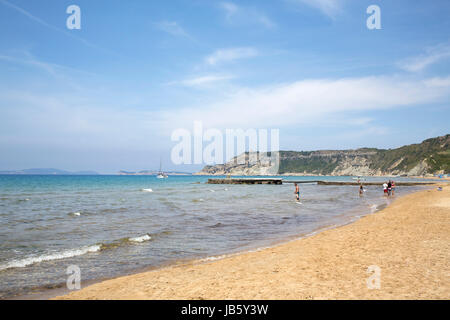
0,0,449,173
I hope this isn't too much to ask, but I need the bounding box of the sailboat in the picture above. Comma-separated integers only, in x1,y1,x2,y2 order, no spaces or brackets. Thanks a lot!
156,159,168,179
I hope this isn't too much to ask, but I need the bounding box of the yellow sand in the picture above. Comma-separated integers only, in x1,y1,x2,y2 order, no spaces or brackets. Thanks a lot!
56,185,450,300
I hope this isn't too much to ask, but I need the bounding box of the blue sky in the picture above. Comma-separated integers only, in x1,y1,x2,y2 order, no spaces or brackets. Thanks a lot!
0,0,449,173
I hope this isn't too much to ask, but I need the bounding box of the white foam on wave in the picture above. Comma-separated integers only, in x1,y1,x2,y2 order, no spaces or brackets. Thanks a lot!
129,234,151,243
0,245,101,271
72,212,81,216
142,188,153,192
202,254,228,262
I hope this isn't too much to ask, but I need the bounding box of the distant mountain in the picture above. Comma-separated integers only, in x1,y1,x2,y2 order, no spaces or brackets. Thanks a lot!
197,134,450,176
118,170,192,176
0,168,99,175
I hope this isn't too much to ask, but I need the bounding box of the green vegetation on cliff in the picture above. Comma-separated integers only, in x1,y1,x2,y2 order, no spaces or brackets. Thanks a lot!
277,135,449,175
199,135,449,176
368,135,450,173
278,153,342,175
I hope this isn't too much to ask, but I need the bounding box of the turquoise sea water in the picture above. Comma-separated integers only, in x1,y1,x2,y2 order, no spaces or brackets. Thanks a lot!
0,175,430,298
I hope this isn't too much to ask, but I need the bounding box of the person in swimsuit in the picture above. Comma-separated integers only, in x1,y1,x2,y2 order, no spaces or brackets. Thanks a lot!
387,181,392,196
383,182,388,195
359,184,364,196
294,183,300,201
391,181,395,196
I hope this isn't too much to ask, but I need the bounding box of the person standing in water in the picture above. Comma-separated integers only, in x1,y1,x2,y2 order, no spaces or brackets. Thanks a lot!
387,180,392,196
383,182,388,196
391,180,396,196
359,184,364,196
294,183,300,201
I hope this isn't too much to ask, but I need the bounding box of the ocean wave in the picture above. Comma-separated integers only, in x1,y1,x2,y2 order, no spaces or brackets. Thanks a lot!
0,245,101,271
99,234,153,250
142,188,153,192
0,233,154,271
129,234,152,243
201,254,229,262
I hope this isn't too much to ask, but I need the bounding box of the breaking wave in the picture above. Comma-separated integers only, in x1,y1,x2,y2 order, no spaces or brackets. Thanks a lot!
0,245,101,271
0,234,153,271
129,234,152,243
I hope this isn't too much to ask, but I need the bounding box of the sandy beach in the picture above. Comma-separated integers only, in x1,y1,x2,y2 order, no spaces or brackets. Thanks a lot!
55,184,449,300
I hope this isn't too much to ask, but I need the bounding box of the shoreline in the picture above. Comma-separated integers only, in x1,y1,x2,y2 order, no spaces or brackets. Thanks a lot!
9,187,389,300
54,183,449,300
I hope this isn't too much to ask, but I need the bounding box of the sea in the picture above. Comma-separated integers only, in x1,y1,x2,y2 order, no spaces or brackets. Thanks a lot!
0,175,432,299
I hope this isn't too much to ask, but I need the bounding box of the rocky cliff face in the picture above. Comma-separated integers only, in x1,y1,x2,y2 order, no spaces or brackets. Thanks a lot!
197,135,450,176
197,152,280,176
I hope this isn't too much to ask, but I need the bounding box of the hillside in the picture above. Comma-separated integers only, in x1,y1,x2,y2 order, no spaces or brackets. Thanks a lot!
197,134,450,176
0,168,99,175
118,170,192,176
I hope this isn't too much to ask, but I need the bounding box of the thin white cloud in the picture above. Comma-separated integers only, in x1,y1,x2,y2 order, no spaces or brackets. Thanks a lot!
168,75,234,87
0,0,113,54
0,51,97,77
205,47,259,65
0,54,55,75
219,2,276,29
162,75,450,129
289,0,344,19
155,21,190,37
0,90,162,150
220,2,239,18
399,44,450,72
2,74,449,170
0,0,55,29
424,76,450,87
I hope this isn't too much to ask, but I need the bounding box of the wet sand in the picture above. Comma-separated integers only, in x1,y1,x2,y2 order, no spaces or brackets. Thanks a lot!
55,184,449,300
